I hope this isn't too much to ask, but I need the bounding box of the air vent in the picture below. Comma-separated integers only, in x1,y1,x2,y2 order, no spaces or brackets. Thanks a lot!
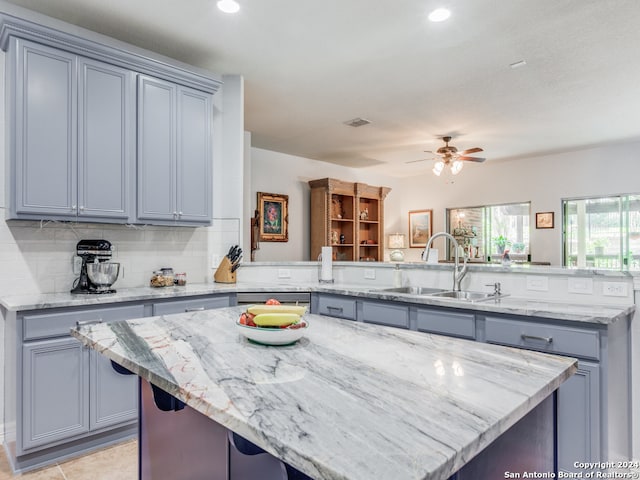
344,117,371,127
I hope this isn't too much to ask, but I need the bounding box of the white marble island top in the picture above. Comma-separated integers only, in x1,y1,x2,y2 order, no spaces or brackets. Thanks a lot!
72,306,577,480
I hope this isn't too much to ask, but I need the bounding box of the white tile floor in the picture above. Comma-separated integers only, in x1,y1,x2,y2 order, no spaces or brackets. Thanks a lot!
0,440,137,480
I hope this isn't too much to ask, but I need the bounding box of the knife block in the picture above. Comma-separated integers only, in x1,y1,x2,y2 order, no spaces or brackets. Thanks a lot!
214,257,236,284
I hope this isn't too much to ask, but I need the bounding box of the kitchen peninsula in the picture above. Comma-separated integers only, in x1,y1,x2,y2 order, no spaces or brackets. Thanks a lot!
2,263,633,475
71,306,577,479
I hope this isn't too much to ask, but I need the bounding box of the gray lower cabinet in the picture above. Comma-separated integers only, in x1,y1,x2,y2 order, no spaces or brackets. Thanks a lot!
11,304,143,470
311,293,357,320
137,74,212,225
557,361,600,471
359,300,409,329
7,293,237,472
482,314,628,471
22,337,90,450
415,306,475,339
7,37,135,222
89,350,138,431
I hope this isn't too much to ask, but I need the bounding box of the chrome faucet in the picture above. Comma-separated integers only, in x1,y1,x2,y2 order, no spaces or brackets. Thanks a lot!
424,232,468,291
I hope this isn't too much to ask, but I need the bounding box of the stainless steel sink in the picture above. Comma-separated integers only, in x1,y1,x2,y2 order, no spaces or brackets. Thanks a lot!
375,286,446,295
429,290,505,302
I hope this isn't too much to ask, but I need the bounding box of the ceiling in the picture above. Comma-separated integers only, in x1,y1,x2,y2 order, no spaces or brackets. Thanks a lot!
5,0,640,177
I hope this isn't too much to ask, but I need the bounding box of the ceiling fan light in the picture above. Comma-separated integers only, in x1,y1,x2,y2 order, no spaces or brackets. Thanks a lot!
433,161,445,176
217,0,240,13
428,7,451,22
451,160,464,175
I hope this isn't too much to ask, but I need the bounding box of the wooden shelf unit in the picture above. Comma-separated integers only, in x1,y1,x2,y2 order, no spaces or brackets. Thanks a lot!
309,178,391,262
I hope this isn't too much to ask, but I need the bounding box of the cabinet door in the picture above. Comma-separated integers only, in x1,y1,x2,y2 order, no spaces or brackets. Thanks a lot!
314,294,357,320
176,86,212,224
360,300,409,329
78,58,135,220
137,74,177,221
89,350,137,431
416,307,475,339
12,38,77,218
557,361,600,473
21,338,89,452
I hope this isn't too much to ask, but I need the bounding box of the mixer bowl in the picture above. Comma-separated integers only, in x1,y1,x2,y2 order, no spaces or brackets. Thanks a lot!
87,262,120,288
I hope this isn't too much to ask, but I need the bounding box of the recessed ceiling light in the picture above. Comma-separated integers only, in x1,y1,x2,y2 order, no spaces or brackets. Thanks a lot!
217,0,240,14
428,8,451,22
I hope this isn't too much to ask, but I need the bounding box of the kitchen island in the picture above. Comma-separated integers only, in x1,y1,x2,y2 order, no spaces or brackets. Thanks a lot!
71,305,576,480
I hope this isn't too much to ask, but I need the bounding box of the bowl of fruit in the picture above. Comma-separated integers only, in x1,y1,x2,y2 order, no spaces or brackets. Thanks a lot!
236,299,308,346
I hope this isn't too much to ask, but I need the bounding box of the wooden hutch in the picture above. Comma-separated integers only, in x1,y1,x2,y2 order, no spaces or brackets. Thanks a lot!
309,178,391,261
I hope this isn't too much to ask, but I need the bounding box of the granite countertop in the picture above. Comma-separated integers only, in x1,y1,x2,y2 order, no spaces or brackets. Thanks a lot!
71,306,577,480
316,285,635,325
0,283,310,311
0,282,634,325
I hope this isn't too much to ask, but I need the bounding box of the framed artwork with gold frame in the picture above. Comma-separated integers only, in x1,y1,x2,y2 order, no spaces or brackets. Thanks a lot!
258,192,289,242
408,209,433,247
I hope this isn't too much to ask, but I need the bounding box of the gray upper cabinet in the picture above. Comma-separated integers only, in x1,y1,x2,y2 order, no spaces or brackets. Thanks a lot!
10,39,77,218
0,13,222,226
7,38,135,222
78,58,135,220
137,74,212,225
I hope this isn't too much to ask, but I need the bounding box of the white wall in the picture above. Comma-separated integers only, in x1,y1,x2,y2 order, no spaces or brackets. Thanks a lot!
249,147,405,261
250,140,640,265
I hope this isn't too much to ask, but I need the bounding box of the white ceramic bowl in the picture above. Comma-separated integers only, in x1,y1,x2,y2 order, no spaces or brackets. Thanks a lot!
235,319,308,346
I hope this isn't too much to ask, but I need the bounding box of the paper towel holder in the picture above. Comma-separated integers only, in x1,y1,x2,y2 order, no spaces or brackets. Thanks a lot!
317,251,334,284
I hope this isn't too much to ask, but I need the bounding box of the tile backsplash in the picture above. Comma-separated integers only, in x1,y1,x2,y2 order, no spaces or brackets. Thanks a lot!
0,218,240,295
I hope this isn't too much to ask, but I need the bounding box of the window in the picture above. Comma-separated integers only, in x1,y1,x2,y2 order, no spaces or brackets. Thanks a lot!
563,194,640,270
447,202,530,262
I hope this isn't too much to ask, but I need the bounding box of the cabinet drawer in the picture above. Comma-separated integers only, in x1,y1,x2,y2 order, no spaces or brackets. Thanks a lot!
361,301,409,329
416,308,475,339
152,295,231,316
485,317,599,360
23,305,145,341
316,295,356,320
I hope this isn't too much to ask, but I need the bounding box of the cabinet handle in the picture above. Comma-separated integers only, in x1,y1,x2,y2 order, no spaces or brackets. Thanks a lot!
185,307,205,312
79,205,84,211
173,211,178,218
179,211,183,216
71,204,77,211
521,334,553,344
326,306,344,313
76,319,103,327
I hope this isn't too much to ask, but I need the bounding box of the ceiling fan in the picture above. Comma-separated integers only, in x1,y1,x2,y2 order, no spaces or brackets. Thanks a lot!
424,136,486,176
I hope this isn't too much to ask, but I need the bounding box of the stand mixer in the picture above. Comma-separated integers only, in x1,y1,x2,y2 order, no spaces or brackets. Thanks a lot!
71,239,120,294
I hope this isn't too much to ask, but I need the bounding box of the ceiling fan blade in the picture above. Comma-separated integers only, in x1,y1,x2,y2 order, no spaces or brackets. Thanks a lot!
405,158,427,164
458,156,486,163
460,147,483,155
423,150,442,156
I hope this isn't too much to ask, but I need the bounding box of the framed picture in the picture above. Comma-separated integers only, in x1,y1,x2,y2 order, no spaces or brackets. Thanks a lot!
257,192,289,242
408,209,433,247
536,212,554,229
